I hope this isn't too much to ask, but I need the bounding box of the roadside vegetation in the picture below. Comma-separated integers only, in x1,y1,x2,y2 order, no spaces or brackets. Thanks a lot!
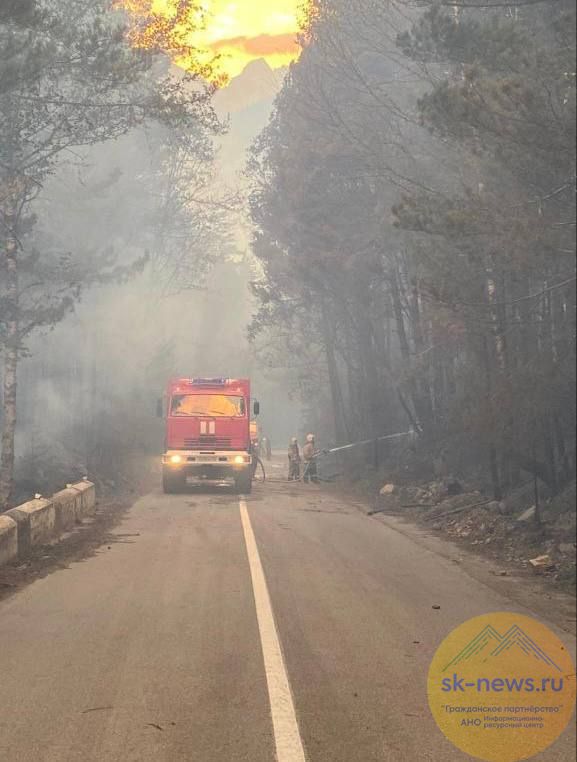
0,0,233,508
249,0,576,502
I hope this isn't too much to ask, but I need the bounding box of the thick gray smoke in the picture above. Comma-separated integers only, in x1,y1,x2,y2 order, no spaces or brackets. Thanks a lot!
3,59,299,502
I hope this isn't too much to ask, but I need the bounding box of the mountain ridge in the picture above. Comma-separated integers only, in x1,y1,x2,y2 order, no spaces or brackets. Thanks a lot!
214,58,287,116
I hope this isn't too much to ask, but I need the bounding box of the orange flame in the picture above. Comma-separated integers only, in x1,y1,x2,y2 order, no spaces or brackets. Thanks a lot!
116,0,302,82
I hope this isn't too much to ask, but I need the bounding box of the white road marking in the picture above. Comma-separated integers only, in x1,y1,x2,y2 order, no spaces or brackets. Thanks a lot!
239,500,307,762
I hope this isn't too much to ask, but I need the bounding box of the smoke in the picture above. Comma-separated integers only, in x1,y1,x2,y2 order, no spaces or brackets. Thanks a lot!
211,33,299,58
1,48,300,503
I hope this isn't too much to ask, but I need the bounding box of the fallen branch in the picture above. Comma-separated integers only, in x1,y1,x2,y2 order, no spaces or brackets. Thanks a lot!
371,498,494,519
425,499,493,521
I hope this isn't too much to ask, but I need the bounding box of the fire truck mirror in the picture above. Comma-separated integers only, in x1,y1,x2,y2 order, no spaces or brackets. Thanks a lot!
156,398,164,419
253,401,261,417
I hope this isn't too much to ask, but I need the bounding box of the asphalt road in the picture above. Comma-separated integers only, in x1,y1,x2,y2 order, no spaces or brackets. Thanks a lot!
0,464,575,761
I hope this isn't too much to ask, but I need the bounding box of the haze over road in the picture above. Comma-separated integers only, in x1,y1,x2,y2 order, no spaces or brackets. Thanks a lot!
0,468,575,762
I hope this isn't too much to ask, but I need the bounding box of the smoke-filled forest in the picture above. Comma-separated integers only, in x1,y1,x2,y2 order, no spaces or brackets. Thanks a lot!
0,0,288,507
248,0,576,500
1,0,576,509
0,3,576,758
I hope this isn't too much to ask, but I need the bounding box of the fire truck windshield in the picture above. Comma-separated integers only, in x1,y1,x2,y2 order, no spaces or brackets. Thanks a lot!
170,394,246,418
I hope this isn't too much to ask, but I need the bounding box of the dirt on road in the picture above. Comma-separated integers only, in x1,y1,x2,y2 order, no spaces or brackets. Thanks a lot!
0,494,135,604
0,469,575,762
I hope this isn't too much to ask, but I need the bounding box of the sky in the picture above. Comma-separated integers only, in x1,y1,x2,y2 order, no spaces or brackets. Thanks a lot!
123,0,302,80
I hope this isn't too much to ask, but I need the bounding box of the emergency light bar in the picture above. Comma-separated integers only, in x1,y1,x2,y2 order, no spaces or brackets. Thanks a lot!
190,378,228,386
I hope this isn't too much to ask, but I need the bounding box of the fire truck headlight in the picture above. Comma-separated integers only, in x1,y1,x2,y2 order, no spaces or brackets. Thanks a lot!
234,455,247,465
170,455,183,465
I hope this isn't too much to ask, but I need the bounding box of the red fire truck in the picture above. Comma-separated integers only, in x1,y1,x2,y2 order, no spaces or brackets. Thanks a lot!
159,378,260,494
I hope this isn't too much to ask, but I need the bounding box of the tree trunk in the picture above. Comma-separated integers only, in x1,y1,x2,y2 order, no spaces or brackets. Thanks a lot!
481,334,502,500
390,264,430,433
0,345,19,510
553,414,571,487
488,444,502,501
511,451,556,492
409,279,434,425
356,309,383,437
0,194,20,511
320,302,349,446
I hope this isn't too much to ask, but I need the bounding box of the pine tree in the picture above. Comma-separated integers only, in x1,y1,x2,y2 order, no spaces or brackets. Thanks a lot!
0,0,219,508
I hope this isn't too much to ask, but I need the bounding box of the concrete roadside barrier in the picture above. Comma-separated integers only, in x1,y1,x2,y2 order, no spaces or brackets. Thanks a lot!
4,508,31,560
53,488,80,533
0,515,18,566
70,480,96,518
8,498,55,550
0,480,97,568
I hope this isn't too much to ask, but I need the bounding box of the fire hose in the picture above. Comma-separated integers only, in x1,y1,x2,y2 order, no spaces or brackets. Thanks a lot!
253,455,267,482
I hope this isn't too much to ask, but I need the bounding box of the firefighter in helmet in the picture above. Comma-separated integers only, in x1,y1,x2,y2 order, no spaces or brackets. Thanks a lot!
288,437,301,481
302,434,319,484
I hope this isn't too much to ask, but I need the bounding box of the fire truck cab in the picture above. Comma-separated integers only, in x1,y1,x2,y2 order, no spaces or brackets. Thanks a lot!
160,378,260,495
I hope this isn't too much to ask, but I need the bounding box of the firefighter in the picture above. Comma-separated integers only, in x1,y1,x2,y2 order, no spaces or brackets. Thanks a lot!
288,438,301,481
302,434,319,484
262,435,272,461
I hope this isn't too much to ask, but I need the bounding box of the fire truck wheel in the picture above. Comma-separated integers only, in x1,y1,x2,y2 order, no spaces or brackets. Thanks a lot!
162,472,182,495
235,473,253,495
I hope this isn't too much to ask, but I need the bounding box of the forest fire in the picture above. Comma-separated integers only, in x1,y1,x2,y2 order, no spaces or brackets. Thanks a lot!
0,1,575,759
116,0,302,81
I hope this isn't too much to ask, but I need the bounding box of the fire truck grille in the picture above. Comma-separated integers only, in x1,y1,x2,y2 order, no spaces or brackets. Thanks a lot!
184,437,233,450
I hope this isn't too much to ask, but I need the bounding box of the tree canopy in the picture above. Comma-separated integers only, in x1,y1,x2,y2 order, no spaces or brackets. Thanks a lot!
249,0,576,496
0,0,225,508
